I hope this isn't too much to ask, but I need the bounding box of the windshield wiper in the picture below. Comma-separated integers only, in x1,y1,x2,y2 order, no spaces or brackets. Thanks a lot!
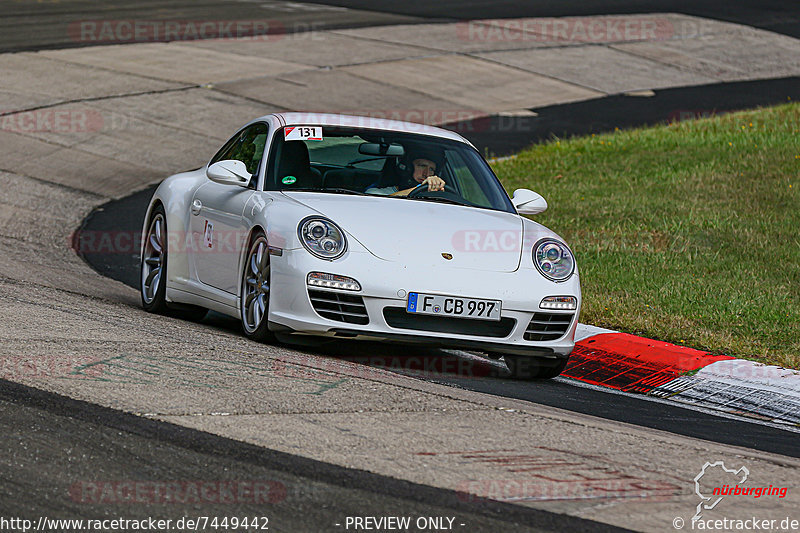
286,187,365,196
407,196,475,207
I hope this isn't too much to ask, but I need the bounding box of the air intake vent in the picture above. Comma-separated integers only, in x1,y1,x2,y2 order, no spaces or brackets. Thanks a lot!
524,312,573,341
383,307,515,338
308,289,369,325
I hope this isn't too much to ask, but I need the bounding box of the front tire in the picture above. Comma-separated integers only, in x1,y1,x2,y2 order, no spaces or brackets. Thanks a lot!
241,231,275,343
504,355,569,380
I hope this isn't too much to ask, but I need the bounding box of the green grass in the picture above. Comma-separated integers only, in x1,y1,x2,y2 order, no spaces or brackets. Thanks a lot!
491,102,800,368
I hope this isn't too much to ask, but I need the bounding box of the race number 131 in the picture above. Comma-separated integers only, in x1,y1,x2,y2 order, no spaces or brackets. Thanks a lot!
284,126,322,141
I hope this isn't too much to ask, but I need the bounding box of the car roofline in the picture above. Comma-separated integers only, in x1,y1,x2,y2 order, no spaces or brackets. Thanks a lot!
244,112,477,149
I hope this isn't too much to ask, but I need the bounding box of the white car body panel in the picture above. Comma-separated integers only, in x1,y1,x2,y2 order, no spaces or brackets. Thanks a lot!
143,113,581,358
284,192,524,272
189,181,255,293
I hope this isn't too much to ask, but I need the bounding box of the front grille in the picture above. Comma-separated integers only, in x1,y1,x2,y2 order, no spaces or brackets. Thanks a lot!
383,307,515,338
308,289,369,325
524,312,573,341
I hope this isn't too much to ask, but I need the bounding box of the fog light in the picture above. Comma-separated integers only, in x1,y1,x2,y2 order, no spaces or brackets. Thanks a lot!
307,272,361,291
540,296,577,310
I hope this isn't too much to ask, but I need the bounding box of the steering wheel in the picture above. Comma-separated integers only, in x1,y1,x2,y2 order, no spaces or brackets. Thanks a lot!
407,182,460,198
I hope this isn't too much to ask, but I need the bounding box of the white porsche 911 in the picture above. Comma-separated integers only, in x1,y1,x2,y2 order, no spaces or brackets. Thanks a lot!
140,113,580,379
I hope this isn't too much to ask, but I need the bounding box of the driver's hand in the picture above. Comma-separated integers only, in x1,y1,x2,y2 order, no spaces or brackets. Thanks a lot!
423,175,445,191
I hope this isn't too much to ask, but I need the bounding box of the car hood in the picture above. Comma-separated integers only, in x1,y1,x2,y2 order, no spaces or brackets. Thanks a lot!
283,193,523,272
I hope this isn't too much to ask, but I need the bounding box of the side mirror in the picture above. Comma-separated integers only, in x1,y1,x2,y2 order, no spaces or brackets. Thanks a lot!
512,188,547,215
206,160,251,187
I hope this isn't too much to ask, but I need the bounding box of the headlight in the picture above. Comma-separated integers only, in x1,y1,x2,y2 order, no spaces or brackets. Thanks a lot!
298,216,347,260
533,238,574,282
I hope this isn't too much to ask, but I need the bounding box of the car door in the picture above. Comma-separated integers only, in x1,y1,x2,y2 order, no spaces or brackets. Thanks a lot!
190,123,269,293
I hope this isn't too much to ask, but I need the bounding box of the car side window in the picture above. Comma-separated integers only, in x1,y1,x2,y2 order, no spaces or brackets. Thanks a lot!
210,123,270,181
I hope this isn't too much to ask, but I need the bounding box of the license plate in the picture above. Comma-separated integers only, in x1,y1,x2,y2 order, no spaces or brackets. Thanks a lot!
406,293,502,321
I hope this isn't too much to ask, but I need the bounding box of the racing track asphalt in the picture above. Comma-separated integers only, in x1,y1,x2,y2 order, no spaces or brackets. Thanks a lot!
0,379,627,533
3,0,800,54
307,0,800,39
0,0,423,53
447,77,800,157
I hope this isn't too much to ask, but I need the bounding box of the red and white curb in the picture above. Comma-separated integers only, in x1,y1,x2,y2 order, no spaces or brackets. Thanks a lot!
571,324,800,426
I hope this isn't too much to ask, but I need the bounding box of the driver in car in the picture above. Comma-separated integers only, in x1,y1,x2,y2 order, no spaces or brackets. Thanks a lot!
365,148,446,196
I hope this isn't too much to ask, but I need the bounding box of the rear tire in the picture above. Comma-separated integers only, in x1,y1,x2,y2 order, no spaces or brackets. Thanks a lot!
141,205,168,314
240,230,275,343
504,355,569,380
141,205,208,321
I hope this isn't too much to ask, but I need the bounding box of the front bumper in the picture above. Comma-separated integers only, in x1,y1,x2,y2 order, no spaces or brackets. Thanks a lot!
267,249,580,357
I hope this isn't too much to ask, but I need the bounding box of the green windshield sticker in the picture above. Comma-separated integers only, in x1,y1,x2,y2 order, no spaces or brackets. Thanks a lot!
282,175,297,185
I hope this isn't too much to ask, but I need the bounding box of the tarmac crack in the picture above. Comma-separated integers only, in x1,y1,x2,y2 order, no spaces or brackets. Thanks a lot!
327,27,459,56
141,406,492,417
607,44,729,82
0,167,108,200
0,275,143,312
465,47,608,97
0,85,198,118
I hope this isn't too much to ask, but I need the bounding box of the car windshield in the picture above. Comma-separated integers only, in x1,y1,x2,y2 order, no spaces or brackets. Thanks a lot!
265,125,515,213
